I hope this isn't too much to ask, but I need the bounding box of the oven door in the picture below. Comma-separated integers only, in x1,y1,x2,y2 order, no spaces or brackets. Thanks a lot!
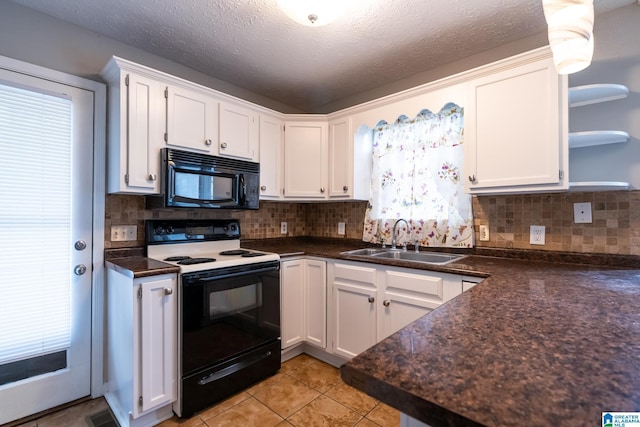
179,262,281,417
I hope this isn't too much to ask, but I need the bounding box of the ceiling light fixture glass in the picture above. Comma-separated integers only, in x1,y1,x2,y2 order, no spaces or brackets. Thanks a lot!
542,0,595,74
277,0,347,26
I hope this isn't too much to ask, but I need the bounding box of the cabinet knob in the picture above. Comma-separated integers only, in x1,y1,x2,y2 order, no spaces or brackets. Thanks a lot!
383,299,391,307
343,185,348,192
205,139,213,146
148,174,157,181
260,185,267,191
220,142,228,149
468,175,476,183
368,296,375,303
320,187,325,193
164,288,173,295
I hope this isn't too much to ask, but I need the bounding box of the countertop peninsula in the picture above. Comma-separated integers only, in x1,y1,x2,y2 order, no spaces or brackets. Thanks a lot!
245,238,640,427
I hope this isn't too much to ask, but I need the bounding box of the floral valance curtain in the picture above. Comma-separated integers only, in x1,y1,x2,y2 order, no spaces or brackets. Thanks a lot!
363,103,474,248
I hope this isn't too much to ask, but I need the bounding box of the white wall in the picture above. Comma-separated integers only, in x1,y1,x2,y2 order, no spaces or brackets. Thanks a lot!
568,4,640,188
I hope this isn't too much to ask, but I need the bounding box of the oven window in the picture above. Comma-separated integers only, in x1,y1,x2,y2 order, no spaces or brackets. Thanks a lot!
209,283,261,318
174,170,234,202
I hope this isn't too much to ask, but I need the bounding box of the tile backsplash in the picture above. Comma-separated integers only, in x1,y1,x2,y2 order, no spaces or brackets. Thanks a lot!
106,190,640,256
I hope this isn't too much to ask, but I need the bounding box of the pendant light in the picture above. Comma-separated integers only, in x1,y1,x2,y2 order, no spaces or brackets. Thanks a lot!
542,0,595,74
277,0,347,26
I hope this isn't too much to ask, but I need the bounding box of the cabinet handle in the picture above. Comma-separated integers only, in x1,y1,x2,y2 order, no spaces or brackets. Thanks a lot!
320,187,325,193
468,175,476,183
368,296,375,303
205,139,212,146
220,142,228,149
383,299,391,307
343,185,348,192
164,288,173,295
260,185,267,191
147,174,157,181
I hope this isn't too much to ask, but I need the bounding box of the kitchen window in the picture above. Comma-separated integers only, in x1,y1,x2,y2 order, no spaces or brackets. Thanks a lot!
363,103,474,247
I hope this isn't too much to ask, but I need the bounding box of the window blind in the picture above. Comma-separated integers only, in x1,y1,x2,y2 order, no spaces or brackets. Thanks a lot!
0,82,73,365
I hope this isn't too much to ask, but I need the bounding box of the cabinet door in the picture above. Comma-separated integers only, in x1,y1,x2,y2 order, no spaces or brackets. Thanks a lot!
125,73,164,193
259,114,283,199
332,263,377,359
219,102,259,161
166,85,217,152
328,118,352,198
138,275,177,415
283,121,328,199
281,260,305,349
304,259,327,349
465,56,568,194
377,268,461,341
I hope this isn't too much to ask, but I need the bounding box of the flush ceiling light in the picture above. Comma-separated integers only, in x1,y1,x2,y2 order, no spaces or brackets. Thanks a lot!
542,0,595,74
277,0,347,26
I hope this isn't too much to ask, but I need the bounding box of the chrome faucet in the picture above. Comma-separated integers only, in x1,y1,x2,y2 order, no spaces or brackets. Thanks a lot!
391,218,409,250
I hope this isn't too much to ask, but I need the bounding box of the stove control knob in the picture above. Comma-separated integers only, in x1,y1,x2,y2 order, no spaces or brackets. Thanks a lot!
166,226,174,234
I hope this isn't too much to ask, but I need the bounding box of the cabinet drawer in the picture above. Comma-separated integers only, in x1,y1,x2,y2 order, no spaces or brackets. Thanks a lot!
333,262,377,285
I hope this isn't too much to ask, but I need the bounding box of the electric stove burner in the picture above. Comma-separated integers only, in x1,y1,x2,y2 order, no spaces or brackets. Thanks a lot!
177,257,216,265
241,252,266,257
219,249,250,256
164,256,191,261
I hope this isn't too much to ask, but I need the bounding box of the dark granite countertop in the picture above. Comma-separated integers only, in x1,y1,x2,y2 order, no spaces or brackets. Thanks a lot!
105,256,180,278
105,237,640,426
245,237,640,426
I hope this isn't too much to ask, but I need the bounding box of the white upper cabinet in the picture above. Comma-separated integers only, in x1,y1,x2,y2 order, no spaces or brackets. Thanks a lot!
328,117,371,200
464,50,569,194
101,59,165,194
165,84,218,153
218,102,259,161
259,114,284,200
283,120,329,199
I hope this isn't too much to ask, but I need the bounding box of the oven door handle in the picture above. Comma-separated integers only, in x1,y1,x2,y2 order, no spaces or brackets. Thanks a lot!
197,350,273,386
185,266,279,284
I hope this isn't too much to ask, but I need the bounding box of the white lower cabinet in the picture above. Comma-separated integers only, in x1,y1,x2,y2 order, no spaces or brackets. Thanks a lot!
105,267,177,427
329,260,466,359
377,267,462,341
280,258,327,350
331,262,378,359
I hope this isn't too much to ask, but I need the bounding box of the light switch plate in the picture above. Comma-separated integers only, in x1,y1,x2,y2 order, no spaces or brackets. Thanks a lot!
111,225,137,242
573,202,593,224
530,225,545,245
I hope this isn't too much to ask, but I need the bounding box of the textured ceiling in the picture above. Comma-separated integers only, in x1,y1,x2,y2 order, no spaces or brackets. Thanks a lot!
8,0,636,113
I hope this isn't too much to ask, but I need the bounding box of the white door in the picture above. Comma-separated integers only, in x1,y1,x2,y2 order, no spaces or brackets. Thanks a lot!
0,69,94,424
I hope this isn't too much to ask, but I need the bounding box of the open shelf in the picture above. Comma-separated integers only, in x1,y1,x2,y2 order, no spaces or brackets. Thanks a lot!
568,130,629,149
569,84,629,107
569,181,630,192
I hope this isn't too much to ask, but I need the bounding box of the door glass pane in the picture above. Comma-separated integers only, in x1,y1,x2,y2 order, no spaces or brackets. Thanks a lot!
0,83,72,367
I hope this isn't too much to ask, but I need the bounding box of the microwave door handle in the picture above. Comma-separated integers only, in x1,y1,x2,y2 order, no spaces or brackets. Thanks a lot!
238,174,247,206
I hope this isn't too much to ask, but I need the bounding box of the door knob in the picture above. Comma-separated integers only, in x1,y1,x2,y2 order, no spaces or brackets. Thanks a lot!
383,299,391,307
205,139,213,146
74,264,87,276
164,288,173,295
368,296,375,303
220,142,228,149
74,240,87,251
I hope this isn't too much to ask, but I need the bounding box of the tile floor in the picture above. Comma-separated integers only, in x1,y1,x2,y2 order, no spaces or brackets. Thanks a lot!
14,354,400,427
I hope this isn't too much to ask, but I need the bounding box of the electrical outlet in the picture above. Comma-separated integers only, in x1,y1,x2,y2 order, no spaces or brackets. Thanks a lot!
479,225,490,241
337,222,346,235
573,202,592,224
530,225,546,245
280,222,288,234
111,225,137,242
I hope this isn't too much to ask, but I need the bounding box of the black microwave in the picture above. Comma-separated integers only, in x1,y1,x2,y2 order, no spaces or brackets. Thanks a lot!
146,148,260,210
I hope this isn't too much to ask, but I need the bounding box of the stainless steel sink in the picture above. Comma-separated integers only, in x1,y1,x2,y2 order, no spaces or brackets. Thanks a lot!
342,248,390,256
372,251,465,265
341,248,466,265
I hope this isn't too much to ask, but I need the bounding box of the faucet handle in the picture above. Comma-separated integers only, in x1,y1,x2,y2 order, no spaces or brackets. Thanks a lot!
414,240,420,253
379,237,386,248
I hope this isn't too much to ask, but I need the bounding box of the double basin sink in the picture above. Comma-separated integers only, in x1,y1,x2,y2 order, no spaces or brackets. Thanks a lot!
341,248,466,265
